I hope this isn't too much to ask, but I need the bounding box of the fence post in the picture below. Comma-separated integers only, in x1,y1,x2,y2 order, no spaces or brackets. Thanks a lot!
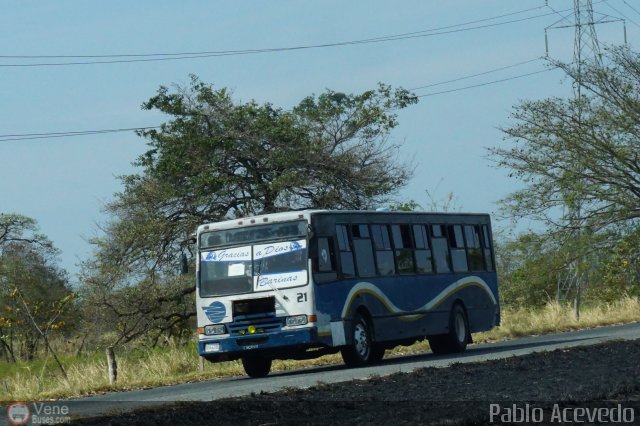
106,346,117,385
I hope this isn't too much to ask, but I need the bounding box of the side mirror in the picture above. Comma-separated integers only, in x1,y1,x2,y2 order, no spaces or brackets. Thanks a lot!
180,253,189,275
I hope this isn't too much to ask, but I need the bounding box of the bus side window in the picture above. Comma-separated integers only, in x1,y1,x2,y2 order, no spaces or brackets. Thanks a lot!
392,224,415,275
413,225,433,273
481,225,495,271
464,225,484,271
336,225,355,277
431,224,451,273
317,237,335,272
371,224,395,276
447,225,468,272
350,224,376,278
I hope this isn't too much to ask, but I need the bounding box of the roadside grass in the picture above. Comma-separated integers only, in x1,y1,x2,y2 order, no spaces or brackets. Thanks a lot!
1,296,638,402
475,296,640,342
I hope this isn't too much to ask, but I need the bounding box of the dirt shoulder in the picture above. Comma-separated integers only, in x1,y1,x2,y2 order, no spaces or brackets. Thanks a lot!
71,340,640,425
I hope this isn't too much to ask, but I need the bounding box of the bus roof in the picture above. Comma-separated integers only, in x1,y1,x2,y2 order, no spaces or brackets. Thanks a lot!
196,209,491,234
196,210,325,233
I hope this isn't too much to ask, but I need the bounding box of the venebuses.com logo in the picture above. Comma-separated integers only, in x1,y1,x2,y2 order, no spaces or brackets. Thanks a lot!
6,402,72,425
7,402,30,425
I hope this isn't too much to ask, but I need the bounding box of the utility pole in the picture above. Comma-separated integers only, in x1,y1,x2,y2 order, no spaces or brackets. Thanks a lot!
545,1,625,319
570,0,596,321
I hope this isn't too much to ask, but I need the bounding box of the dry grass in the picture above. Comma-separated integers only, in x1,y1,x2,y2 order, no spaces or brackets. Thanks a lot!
475,296,640,343
0,344,245,402
1,296,638,402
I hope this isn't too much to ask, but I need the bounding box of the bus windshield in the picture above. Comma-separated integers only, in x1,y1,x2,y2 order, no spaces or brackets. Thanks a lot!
199,221,308,297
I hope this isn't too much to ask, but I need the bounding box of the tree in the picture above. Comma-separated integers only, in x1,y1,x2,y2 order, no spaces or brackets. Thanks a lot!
597,225,640,301
490,48,640,307
0,214,74,369
495,231,611,307
0,213,53,250
490,47,640,234
496,227,638,308
82,77,417,348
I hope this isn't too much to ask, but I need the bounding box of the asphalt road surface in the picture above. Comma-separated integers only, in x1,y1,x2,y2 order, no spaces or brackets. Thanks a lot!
2,322,639,423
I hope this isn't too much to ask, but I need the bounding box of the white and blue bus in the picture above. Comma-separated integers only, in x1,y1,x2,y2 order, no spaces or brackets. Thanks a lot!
196,210,499,377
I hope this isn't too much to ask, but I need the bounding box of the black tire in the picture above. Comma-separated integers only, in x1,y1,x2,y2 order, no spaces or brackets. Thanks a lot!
369,343,386,364
341,314,375,367
241,355,272,378
427,335,449,355
428,304,470,355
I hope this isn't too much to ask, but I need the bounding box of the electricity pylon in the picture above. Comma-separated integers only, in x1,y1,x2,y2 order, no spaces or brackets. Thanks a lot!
544,1,625,318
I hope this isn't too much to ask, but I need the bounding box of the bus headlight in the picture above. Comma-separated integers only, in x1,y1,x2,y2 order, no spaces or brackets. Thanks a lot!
286,315,308,327
204,324,227,335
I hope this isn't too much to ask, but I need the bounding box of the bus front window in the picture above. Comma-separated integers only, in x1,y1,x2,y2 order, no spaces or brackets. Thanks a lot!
200,246,253,297
254,240,307,275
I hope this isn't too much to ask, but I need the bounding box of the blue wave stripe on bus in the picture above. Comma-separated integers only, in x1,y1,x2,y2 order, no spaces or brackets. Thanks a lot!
339,276,497,321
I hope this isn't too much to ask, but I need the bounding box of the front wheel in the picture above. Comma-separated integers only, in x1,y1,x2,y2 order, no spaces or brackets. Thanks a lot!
341,314,376,367
241,355,272,378
369,343,386,364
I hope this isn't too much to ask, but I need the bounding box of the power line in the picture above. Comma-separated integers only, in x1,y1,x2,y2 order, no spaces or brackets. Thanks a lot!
622,0,640,18
0,6,569,68
0,126,159,142
409,58,543,91
1,5,548,60
603,0,640,28
545,2,577,28
415,68,557,98
0,62,560,141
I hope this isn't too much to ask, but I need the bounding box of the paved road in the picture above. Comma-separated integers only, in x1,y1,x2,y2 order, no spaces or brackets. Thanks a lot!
2,322,639,423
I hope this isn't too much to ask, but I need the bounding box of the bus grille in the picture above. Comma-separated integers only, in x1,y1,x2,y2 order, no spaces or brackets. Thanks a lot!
227,313,284,336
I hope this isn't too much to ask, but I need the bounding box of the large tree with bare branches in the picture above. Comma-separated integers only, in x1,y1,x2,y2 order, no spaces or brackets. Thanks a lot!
82,77,417,347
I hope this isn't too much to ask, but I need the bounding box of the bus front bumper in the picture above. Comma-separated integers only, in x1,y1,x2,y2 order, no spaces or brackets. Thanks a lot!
198,326,318,361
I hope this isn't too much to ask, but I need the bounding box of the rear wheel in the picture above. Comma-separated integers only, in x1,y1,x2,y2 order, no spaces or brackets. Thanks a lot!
427,335,448,354
341,314,376,367
429,304,469,355
241,355,272,378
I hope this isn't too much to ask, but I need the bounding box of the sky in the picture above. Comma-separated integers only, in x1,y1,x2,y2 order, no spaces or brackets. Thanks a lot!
1,0,638,281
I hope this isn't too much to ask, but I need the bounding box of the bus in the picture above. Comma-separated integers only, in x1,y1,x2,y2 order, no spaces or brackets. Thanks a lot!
195,210,500,377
